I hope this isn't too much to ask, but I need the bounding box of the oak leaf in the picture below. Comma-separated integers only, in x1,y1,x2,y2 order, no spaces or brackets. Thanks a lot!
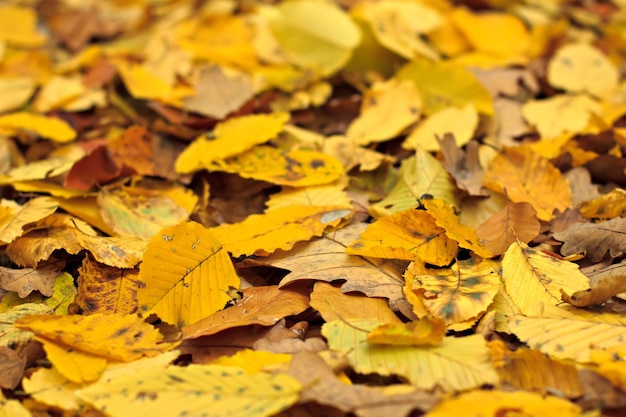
554,217,626,262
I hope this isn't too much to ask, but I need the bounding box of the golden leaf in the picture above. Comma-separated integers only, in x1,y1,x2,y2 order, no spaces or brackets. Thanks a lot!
422,198,492,258
425,390,580,417
265,183,352,211
175,112,290,174
366,318,446,346
137,221,240,327
347,208,457,266
502,240,589,316
484,146,572,221
561,262,626,307
404,104,478,151
207,145,344,187
211,205,352,257
14,313,179,361
346,78,422,145
41,340,107,383
310,281,401,324
489,339,582,397
0,196,58,245
0,113,76,143
522,94,600,139
409,258,500,324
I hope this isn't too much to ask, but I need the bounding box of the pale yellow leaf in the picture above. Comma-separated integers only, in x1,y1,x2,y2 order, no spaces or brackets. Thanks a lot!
265,183,351,211
323,319,498,391
403,104,478,151
522,94,600,139
502,241,590,317
0,113,76,143
547,43,619,98
77,364,301,417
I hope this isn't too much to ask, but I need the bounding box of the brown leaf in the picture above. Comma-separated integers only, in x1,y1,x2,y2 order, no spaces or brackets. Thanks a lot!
554,218,626,262
286,351,439,417
181,285,310,339
0,258,64,298
476,200,540,256
0,347,27,389
438,134,488,196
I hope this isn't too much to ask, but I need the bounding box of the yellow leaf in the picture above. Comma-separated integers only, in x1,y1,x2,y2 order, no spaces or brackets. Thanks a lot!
425,390,580,417
489,339,582,397
409,258,500,324
22,368,83,411
264,0,361,75
0,113,76,143
522,94,600,139
0,77,36,113
366,318,446,346
176,16,258,70
137,221,240,327
509,305,626,362
371,148,458,217
403,104,478,151
116,62,173,101
0,156,82,184
211,205,352,257
77,364,301,417
359,0,442,60
579,188,626,220
266,183,352,211
422,198,492,258
175,113,290,174
450,7,530,60
14,313,179,362
41,340,107,383
397,58,493,115
547,43,619,98
33,75,86,113
484,146,572,221
323,319,498,391
211,350,292,374
502,241,589,316
347,208,457,266
0,196,58,245
310,281,401,324
346,79,422,145
0,4,45,47
208,145,344,187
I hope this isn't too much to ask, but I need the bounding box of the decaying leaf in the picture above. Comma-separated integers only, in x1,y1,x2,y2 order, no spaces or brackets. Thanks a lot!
561,262,626,307
554,218,626,262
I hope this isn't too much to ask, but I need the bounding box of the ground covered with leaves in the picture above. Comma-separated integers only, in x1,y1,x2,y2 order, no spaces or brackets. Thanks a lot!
3,0,626,416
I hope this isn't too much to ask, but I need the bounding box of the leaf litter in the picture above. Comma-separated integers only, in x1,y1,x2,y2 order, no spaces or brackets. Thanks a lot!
2,1,626,416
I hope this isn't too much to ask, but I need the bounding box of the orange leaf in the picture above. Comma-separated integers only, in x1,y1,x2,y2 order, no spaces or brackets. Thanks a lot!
484,146,571,221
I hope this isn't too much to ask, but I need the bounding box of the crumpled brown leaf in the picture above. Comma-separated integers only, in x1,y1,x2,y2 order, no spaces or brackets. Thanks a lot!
554,217,626,262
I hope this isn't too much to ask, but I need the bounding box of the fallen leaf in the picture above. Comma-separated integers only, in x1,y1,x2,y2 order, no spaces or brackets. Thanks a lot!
554,217,626,262
502,240,590,316
562,262,626,307
366,318,446,346
403,104,478,151
484,146,572,221
137,221,240,327
210,205,352,257
181,285,310,339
